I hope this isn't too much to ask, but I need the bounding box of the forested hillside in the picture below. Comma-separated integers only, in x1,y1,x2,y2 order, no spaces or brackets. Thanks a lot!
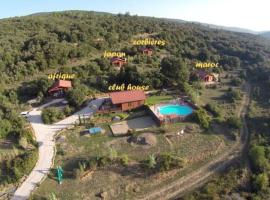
1,10,270,198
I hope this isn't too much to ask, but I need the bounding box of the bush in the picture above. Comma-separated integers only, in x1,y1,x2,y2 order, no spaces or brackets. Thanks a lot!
41,107,65,124
63,105,73,116
227,116,242,129
5,150,38,183
249,145,268,173
227,88,242,102
231,77,243,86
205,103,221,117
157,153,185,171
146,154,156,169
66,85,89,108
97,156,110,167
193,108,212,129
0,119,12,139
108,147,118,161
252,173,269,192
120,154,129,166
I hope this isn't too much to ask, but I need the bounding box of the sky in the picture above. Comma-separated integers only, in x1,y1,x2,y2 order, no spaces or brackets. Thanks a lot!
0,0,269,32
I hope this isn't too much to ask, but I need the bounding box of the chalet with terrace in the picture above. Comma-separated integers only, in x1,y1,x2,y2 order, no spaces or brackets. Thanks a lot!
48,80,72,97
197,71,219,85
141,47,153,56
99,90,146,112
110,57,127,68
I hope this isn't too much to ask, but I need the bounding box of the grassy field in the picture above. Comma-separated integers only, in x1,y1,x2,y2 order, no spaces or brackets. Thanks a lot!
31,120,233,200
146,94,174,105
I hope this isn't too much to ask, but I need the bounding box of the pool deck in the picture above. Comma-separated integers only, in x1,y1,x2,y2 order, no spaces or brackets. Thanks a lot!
149,99,193,124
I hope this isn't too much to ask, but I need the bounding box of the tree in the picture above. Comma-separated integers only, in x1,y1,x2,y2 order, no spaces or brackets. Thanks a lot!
227,116,242,129
120,154,129,166
160,57,189,86
0,119,12,138
67,84,89,108
249,145,268,173
252,173,269,192
108,147,118,161
193,108,212,129
197,49,210,61
146,154,156,169
41,107,65,124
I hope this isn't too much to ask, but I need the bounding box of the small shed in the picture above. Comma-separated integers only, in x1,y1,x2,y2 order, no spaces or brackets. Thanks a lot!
141,47,153,56
88,127,102,135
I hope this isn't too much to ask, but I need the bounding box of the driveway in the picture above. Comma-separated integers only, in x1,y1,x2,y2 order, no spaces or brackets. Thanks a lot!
12,98,104,200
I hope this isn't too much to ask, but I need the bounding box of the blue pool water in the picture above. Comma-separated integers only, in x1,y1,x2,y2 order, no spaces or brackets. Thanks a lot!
159,104,193,116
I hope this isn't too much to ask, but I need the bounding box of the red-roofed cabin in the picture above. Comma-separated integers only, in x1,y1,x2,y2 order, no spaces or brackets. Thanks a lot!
197,71,215,82
142,48,153,56
109,90,146,111
48,80,72,97
110,57,127,68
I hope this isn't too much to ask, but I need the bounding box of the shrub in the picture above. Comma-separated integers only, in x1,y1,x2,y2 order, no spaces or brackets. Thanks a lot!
5,150,38,183
205,103,221,117
41,107,65,124
249,145,268,173
231,77,243,86
227,116,242,129
66,85,89,108
227,89,242,102
157,153,185,171
98,156,110,167
146,154,156,169
108,147,118,161
18,137,28,149
63,105,73,116
252,173,269,192
120,154,129,166
193,108,212,129
0,119,12,139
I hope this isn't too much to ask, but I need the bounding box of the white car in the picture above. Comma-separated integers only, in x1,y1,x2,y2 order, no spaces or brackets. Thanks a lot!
20,111,29,116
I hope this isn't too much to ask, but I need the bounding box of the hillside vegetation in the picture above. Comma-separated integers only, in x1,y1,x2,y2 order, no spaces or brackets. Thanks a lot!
0,10,270,198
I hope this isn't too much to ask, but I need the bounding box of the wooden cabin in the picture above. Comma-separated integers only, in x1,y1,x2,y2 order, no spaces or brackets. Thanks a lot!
48,80,72,97
141,47,153,56
110,57,127,68
109,90,146,111
197,71,219,84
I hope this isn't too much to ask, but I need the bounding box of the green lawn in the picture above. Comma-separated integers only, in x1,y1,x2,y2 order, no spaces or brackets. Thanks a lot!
146,95,174,105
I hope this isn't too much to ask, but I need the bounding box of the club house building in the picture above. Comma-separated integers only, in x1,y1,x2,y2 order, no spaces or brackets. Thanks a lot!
99,90,146,112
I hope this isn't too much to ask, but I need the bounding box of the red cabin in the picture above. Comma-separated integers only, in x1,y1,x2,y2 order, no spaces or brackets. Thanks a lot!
110,57,127,68
197,71,215,82
142,47,153,56
109,90,146,111
48,80,72,96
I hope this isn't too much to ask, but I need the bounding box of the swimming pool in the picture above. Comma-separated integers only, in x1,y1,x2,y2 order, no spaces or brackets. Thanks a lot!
158,104,193,116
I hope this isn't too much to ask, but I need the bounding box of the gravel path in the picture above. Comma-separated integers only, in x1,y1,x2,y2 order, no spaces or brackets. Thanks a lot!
12,98,104,200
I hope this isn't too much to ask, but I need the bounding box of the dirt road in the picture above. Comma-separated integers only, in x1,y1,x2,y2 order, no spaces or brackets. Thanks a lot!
11,98,104,200
138,83,251,200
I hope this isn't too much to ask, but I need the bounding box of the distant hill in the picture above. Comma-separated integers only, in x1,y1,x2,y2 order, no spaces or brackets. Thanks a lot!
260,31,270,39
201,23,258,34
164,18,259,34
